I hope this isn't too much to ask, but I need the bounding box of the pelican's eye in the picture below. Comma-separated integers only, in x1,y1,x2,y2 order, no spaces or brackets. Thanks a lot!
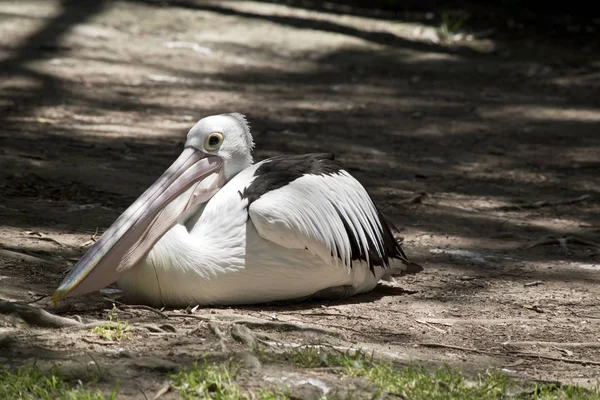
204,132,224,151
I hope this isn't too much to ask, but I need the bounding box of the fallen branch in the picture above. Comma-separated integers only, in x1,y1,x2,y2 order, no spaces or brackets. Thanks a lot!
0,301,82,328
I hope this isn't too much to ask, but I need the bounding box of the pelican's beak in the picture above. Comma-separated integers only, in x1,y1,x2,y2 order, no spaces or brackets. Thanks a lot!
53,147,224,306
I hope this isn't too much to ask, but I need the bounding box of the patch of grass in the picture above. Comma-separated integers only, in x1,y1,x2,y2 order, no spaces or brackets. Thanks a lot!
90,305,130,341
0,365,117,400
171,358,291,400
255,388,290,400
342,352,511,399
284,345,339,368
170,359,242,399
533,383,599,400
277,347,600,400
437,12,465,42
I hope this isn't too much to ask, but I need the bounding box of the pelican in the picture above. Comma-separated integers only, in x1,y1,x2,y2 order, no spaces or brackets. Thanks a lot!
53,113,420,307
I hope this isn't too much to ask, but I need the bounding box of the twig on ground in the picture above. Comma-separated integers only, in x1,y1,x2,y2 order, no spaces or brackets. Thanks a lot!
510,352,600,366
138,388,150,400
271,314,361,335
501,194,591,211
137,323,170,333
419,343,492,355
523,281,544,287
152,383,171,400
25,231,69,247
277,311,372,320
569,310,600,320
27,294,48,304
400,192,427,204
104,297,168,318
523,235,598,252
82,337,115,346
504,341,600,348
415,320,447,333
80,227,99,248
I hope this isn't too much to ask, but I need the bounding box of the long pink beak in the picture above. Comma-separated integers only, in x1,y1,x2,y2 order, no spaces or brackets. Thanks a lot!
53,147,224,305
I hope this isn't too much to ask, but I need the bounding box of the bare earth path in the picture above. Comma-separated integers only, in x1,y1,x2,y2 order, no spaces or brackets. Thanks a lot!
1,0,599,397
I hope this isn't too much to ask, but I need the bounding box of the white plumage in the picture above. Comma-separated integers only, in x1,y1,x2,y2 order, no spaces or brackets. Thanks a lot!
118,159,409,306
54,113,418,307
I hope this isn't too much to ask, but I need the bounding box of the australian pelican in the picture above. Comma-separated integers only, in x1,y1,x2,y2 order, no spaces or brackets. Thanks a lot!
54,113,420,307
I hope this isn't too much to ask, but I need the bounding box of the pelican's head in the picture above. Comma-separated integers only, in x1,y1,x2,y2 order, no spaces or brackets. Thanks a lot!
185,112,254,180
53,113,254,304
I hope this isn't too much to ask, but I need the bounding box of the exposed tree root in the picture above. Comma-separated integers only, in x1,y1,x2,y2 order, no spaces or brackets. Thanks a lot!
167,312,344,337
0,301,82,328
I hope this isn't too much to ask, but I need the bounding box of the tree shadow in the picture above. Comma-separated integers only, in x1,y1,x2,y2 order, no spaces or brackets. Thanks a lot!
129,0,480,56
0,0,107,124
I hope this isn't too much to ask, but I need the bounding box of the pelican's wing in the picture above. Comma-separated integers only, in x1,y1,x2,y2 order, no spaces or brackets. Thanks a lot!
243,154,409,273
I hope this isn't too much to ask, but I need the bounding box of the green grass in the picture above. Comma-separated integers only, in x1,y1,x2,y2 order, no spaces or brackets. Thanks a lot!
437,12,465,42
170,359,242,400
170,358,289,400
284,345,340,368
270,346,600,400
0,365,117,400
90,305,130,341
255,389,290,400
11,345,591,400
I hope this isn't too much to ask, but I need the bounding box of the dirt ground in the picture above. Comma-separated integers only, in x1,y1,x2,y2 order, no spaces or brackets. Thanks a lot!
1,0,599,398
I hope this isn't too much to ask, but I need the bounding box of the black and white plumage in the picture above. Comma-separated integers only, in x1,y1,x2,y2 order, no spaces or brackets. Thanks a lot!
54,113,419,307
242,153,408,273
